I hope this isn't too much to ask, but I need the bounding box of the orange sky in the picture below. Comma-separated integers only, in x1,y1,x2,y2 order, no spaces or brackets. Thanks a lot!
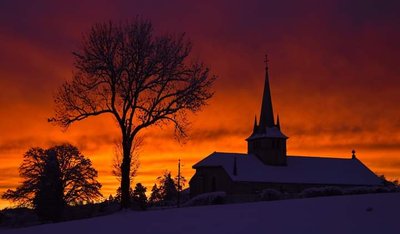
1,0,400,209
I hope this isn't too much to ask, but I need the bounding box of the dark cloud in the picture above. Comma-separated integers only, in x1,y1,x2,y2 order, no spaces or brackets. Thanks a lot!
287,124,365,136
0,167,18,178
74,134,118,152
143,125,249,143
0,133,118,155
292,142,400,152
188,128,249,142
0,167,19,191
0,137,36,154
367,158,400,169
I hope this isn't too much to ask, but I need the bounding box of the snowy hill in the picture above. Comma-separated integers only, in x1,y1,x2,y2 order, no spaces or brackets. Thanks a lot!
2,193,399,234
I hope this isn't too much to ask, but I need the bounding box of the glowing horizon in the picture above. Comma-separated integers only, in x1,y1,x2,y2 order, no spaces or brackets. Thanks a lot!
1,0,400,209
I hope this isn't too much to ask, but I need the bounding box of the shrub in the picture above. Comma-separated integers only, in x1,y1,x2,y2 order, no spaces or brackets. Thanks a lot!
300,186,343,198
259,189,282,201
183,192,226,207
0,208,38,227
373,187,391,193
0,211,4,224
344,186,398,195
343,186,373,195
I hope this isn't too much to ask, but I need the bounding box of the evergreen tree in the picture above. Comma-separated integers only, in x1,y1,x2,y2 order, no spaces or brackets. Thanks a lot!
108,194,114,203
149,184,162,205
114,187,134,203
174,174,187,193
132,183,147,210
33,151,64,221
158,171,178,202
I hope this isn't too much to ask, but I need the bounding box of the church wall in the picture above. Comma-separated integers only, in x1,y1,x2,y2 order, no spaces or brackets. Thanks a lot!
190,167,377,197
189,167,233,198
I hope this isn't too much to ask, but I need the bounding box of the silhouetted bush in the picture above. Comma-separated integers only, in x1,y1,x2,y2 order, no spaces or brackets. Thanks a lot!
0,208,38,227
344,186,398,195
343,186,373,195
300,186,343,198
183,192,226,207
0,211,4,224
61,201,120,221
374,187,391,193
260,189,282,201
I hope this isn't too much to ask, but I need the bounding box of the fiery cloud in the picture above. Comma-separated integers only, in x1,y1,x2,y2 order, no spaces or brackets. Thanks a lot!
0,0,399,208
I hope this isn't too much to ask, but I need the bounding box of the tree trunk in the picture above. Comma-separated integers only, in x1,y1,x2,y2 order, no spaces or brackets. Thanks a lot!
120,138,132,209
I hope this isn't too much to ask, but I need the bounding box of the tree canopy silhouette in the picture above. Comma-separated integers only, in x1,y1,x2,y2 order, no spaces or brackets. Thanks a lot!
2,144,102,209
50,19,216,208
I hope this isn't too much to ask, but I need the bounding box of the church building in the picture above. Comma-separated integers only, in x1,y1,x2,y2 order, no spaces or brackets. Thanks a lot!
189,58,382,197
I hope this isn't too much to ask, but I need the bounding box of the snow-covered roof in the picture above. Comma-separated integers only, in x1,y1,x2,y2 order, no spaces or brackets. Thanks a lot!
246,127,288,140
193,152,382,186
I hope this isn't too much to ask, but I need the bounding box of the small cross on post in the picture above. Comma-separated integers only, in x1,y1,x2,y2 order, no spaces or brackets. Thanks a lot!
352,149,356,159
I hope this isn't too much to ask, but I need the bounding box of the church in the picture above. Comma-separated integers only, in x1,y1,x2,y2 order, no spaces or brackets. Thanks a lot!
189,58,382,197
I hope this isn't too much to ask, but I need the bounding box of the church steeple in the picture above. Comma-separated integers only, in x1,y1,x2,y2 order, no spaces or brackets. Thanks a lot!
246,56,288,166
259,55,275,130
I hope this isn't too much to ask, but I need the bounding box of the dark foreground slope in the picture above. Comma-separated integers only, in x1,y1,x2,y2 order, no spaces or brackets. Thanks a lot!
3,193,399,234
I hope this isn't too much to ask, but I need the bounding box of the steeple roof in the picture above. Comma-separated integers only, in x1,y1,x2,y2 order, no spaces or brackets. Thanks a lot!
259,55,275,129
276,114,280,130
247,56,288,141
253,116,258,132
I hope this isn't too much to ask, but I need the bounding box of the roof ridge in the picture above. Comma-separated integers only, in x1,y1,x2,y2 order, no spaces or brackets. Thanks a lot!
287,155,352,160
213,151,248,155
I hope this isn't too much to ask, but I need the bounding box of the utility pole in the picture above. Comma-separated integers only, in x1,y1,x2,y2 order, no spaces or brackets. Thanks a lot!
177,158,181,208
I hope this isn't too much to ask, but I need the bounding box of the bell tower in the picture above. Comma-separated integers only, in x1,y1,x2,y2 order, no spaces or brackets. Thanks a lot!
246,56,288,166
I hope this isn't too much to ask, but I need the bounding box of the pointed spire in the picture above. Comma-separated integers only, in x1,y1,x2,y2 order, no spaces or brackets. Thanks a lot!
233,156,237,176
253,115,258,133
259,54,275,130
276,114,280,130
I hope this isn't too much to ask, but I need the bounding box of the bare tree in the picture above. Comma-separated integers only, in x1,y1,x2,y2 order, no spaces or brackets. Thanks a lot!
112,137,142,183
50,19,216,208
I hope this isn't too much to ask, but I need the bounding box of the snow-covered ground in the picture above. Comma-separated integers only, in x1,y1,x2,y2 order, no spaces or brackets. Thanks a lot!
2,193,399,234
